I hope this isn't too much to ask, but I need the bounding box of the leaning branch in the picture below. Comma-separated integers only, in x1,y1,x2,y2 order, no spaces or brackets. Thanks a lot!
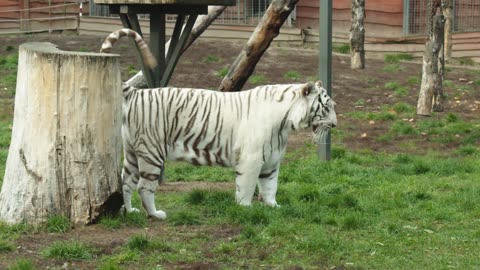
218,0,299,92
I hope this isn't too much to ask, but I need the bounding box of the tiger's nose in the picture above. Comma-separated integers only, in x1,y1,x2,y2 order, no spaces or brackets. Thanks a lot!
331,123,336,128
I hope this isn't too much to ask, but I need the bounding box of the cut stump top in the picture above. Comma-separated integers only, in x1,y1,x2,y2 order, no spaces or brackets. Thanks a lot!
21,42,119,58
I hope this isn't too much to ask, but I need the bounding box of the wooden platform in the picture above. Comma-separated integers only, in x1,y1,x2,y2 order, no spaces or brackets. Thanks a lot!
93,0,235,5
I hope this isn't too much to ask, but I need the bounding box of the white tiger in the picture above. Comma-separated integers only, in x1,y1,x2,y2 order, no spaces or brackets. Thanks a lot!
101,29,337,220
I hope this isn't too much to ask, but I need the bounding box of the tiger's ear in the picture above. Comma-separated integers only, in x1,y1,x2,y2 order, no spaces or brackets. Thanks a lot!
301,82,314,96
315,80,323,88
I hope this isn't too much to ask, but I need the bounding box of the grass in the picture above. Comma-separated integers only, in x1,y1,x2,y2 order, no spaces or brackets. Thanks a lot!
216,67,229,77
202,55,220,63
41,241,94,260
283,71,301,81
127,64,138,77
333,43,350,54
383,63,401,72
45,215,70,233
384,53,413,63
99,211,148,230
248,74,266,85
384,81,409,96
7,259,36,270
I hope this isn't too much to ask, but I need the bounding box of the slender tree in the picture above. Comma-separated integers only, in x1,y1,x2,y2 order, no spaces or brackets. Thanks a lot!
349,0,365,69
442,0,453,62
417,0,445,115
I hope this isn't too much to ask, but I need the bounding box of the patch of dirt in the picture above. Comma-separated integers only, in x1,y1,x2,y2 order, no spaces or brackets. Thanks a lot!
1,33,479,155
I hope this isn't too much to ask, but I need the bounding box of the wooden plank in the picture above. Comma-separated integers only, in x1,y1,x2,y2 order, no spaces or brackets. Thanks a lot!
94,0,235,5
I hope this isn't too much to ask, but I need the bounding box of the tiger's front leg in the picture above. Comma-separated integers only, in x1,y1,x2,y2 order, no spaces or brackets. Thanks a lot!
258,165,280,207
235,154,263,206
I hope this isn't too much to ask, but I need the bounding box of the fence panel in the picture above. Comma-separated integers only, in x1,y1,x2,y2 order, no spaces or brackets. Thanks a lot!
405,0,480,35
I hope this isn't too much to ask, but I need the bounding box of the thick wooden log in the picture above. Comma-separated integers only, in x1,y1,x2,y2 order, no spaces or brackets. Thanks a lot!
350,0,365,69
218,0,299,92
417,15,445,116
0,42,123,225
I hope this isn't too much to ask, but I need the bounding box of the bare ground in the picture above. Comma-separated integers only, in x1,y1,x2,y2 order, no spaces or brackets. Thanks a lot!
0,33,479,269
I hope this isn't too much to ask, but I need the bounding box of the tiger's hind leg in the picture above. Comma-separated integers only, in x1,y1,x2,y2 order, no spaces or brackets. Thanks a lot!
122,147,140,213
137,158,167,220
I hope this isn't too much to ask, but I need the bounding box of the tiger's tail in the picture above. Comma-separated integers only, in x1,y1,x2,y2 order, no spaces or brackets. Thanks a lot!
100,28,158,69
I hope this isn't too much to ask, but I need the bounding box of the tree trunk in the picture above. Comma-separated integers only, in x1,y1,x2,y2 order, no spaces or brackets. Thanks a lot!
417,15,445,116
443,0,453,63
0,42,123,225
350,0,365,69
126,6,227,88
218,0,299,92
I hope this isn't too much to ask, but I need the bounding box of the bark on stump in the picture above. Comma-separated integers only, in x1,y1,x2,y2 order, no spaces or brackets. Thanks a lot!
417,15,445,116
350,0,365,69
218,0,298,92
0,42,123,225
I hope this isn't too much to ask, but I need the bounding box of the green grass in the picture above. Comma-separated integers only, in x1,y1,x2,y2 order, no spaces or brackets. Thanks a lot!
283,70,301,81
458,57,475,66
0,239,15,253
333,43,350,54
202,55,220,63
248,74,266,85
7,259,36,270
216,67,229,77
383,63,401,72
127,64,138,77
99,211,148,230
45,215,70,233
384,53,413,64
41,241,94,260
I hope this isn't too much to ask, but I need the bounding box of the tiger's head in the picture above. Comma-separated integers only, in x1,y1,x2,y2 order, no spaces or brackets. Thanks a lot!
294,81,336,142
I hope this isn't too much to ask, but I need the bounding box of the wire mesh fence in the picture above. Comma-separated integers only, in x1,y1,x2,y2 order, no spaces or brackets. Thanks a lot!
405,0,480,34
89,0,278,26
454,0,480,31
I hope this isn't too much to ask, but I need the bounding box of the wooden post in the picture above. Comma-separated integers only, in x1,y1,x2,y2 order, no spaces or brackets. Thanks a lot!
350,0,365,69
0,43,123,226
218,0,299,92
417,14,445,116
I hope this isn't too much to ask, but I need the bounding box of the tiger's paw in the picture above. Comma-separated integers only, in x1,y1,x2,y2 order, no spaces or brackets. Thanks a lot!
263,201,281,208
120,205,141,214
149,210,167,220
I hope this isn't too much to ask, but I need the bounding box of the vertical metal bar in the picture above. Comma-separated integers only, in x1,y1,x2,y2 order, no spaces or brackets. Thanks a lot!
150,13,166,87
128,14,143,37
404,0,410,34
318,0,332,161
166,15,185,63
160,14,197,87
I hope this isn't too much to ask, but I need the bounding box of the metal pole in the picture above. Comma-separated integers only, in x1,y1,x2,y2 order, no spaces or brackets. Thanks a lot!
318,0,332,160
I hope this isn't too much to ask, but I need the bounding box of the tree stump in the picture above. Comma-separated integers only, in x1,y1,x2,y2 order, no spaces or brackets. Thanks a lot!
350,0,365,69
0,42,123,226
